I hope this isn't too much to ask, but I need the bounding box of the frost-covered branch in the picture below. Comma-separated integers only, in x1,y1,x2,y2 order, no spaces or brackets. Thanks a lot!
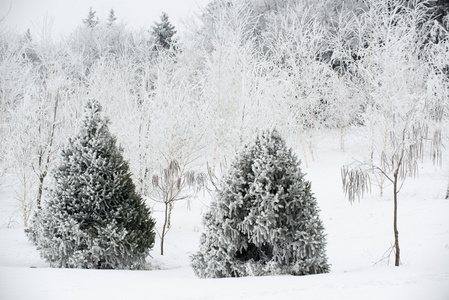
150,159,206,255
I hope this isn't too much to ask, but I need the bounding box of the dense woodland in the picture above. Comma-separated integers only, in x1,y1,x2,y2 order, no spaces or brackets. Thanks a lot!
0,0,448,227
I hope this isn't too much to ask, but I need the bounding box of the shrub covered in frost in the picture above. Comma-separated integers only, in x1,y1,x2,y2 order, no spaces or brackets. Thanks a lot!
26,99,155,269
191,129,329,277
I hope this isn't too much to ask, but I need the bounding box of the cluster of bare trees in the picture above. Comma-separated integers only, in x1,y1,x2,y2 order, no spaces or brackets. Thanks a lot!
0,0,447,247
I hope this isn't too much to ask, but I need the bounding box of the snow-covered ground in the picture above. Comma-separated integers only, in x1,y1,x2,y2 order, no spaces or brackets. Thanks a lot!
1,130,448,300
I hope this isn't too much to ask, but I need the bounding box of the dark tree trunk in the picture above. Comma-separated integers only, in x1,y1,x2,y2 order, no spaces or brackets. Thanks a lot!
393,173,400,267
36,172,47,209
160,202,169,255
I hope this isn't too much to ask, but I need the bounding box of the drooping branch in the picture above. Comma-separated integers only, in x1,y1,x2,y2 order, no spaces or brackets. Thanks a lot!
150,158,206,255
341,165,371,203
342,116,445,267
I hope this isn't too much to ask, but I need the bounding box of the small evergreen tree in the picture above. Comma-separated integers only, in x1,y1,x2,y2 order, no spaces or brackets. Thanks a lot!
107,8,117,27
24,28,32,43
83,7,100,28
191,129,329,278
152,12,177,50
26,99,155,269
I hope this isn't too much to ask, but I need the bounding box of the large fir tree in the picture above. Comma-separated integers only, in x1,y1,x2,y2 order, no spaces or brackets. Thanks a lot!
27,99,155,269
191,129,329,277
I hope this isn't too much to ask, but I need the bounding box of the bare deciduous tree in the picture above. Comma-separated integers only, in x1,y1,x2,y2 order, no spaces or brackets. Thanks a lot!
342,117,443,266
150,159,206,255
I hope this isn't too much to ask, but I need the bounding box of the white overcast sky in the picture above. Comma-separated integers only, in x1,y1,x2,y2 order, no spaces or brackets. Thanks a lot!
0,0,211,36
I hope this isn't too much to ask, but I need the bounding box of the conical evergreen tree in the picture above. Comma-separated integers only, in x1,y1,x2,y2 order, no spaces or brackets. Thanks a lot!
107,8,117,27
191,129,329,277
83,7,100,28
27,99,155,269
152,12,177,50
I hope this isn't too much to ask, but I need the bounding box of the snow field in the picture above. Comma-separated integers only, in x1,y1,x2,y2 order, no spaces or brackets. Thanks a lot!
1,129,448,299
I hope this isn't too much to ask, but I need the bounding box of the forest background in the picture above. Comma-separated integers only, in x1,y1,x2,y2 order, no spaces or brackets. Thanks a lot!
0,0,448,228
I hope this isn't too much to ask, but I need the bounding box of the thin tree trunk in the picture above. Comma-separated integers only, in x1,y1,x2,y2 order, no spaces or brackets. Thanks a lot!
393,173,400,266
138,122,144,195
161,201,170,255
36,92,59,209
36,173,46,209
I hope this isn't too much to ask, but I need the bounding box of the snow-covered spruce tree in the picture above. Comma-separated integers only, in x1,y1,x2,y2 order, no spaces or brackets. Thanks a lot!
191,129,329,278
26,99,155,269
152,12,176,50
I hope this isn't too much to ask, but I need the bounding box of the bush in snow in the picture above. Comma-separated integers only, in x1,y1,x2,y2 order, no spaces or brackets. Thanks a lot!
191,129,329,278
26,99,155,269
